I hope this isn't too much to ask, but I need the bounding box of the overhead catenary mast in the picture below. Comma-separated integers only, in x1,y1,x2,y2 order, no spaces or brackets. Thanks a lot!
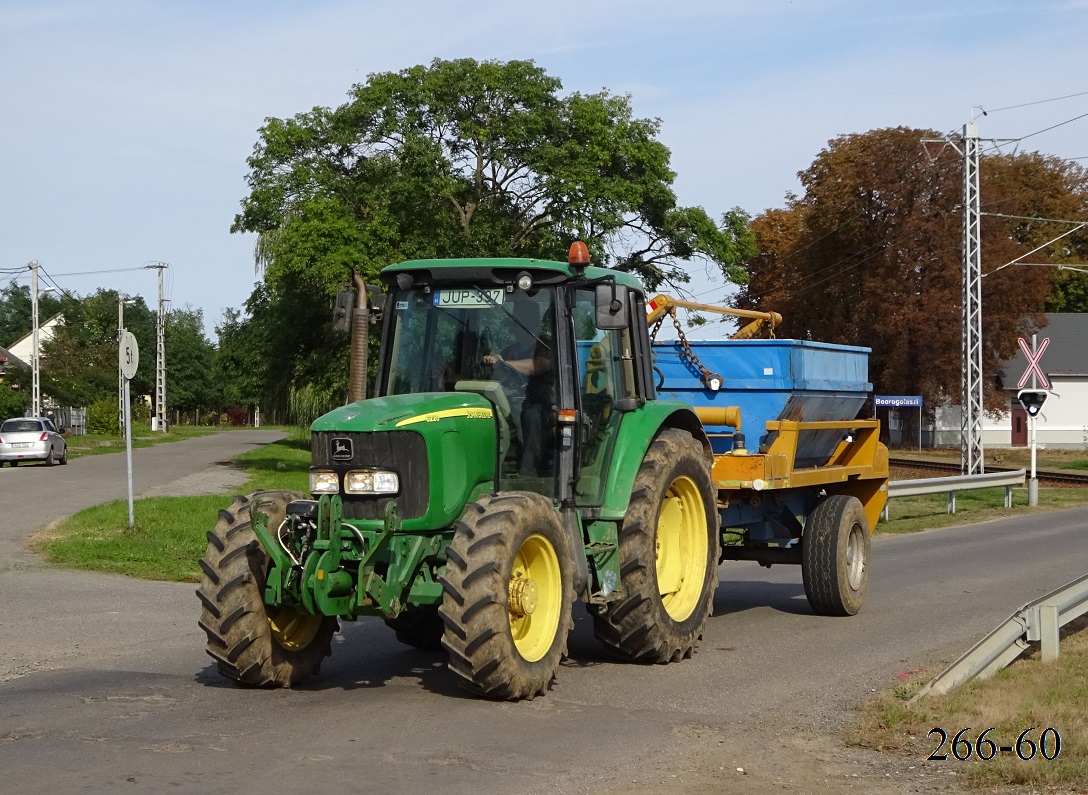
146,263,168,431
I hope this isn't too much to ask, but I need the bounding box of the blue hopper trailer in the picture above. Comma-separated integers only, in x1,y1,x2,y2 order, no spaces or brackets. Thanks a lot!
652,335,889,616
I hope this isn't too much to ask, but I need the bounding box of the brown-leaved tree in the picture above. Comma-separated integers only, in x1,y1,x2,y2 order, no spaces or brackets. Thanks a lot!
735,127,1087,423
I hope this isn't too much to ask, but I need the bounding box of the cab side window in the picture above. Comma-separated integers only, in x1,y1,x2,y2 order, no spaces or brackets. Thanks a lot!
573,288,637,501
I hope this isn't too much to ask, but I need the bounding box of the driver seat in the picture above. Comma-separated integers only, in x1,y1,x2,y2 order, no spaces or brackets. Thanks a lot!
453,380,514,460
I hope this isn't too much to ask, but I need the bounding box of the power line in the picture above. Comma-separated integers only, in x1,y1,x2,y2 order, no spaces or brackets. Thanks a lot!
981,212,1088,226
42,266,149,277
985,90,1088,114
1017,110,1088,144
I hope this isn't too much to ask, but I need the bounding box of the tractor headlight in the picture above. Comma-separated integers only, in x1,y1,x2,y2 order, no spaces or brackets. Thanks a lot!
309,470,340,494
344,469,399,494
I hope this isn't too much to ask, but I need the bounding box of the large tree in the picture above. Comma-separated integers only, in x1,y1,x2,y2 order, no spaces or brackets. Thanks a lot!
230,58,755,411
41,290,156,407
735,127,1087,416
164,307,218,416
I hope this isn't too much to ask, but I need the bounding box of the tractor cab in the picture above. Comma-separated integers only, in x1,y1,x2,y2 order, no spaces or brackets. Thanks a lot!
376,252,653,506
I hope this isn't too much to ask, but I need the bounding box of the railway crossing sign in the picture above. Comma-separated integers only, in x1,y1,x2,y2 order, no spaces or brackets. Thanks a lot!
1016,336,1050,389
1017,389,1048,417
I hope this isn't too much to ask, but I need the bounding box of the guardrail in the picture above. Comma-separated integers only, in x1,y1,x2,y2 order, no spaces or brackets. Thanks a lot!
882,469,1026,520
912,572,1088,700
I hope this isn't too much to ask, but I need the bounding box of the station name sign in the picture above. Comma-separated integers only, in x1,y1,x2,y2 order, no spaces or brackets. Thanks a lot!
874,395,923,408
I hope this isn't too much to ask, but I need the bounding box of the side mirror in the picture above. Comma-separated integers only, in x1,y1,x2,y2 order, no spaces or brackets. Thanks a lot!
368,286,386,313
595,283,629,330
332,291,354,333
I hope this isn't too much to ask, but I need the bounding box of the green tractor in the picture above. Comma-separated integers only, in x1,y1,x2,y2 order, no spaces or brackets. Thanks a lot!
197,243,721,699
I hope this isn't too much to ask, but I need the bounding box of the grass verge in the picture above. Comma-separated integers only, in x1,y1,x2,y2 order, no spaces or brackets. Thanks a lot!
31,437,310,581
878,485,1088,535
847,617,1088,788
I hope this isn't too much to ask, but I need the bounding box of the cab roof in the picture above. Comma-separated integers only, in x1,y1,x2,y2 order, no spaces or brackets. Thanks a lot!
380,256,645,294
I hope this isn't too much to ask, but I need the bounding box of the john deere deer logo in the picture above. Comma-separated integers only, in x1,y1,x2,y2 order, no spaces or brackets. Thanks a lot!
331,437,353,462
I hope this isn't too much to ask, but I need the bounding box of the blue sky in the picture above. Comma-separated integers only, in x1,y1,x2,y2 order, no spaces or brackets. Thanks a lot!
2,1,1086,340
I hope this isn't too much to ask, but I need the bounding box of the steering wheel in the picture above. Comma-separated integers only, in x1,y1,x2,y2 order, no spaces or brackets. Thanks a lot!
490,358,527,394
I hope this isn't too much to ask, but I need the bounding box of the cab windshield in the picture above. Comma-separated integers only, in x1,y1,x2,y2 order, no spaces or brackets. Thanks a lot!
382,284,559,490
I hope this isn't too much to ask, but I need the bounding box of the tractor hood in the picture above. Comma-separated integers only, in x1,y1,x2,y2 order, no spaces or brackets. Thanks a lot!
311,392,495,434
310,392,499,531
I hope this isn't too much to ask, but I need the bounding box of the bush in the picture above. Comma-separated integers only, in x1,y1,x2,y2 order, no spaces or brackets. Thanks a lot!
0,383,28,419
226,406,250,426
132,397,150,424
87,398,119,435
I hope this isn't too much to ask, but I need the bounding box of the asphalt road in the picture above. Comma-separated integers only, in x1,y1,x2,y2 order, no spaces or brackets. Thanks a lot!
1,435,1085,794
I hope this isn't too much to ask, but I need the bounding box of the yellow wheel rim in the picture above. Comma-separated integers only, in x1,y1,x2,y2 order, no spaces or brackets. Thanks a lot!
655,475,709,622
267,607,322,651
508,533,562,663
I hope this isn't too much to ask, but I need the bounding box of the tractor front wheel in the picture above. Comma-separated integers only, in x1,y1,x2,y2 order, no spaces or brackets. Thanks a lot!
439,492,575,699
196,490,338,687
801,494,872,616
591,428,719,663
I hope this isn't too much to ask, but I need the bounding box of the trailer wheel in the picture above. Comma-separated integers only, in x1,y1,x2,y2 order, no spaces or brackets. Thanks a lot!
196,490,338,687
591,428,719,663
385,609,445,651
439,492,575,699
801,494,871,616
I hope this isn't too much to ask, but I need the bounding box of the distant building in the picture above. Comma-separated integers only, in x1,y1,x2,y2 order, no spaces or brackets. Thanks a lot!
925,313,1088,449
5,314,63,364
0,343,29,379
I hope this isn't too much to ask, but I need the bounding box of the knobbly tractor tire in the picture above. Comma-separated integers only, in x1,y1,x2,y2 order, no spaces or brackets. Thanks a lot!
801,494,871,616
591,428,719,663
384,609,445,651
439,492,575,700
196,490,338,688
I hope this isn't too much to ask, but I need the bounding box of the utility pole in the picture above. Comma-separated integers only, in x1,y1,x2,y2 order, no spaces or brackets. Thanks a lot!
960,121,984,476
30,260,41,418
923,119,1016,475
146,263,168,432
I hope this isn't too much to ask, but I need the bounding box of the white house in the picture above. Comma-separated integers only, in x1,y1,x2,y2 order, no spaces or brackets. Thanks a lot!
927,314,1088,449
5,314,63,364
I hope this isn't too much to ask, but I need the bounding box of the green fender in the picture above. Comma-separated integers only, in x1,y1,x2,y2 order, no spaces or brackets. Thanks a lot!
598,400,711,521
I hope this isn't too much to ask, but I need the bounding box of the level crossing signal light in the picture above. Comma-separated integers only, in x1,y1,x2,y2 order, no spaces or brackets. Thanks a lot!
1017,389,1048,417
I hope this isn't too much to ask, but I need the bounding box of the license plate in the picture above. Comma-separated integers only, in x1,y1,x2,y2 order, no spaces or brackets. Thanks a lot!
433,288,504,309
12,442,32,448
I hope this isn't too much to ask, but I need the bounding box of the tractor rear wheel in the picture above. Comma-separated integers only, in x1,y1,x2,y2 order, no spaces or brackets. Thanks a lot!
801,494,871,616
196,490,338,687
591,428,719,663
439,492,575,699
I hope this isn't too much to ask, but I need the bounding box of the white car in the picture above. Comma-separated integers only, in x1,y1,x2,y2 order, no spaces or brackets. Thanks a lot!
0,417,68,466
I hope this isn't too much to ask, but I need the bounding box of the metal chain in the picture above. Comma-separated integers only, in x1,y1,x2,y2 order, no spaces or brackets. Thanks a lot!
669,311,720,389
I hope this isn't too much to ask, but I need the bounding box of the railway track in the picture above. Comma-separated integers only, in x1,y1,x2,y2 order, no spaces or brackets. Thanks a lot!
889,457,1088,487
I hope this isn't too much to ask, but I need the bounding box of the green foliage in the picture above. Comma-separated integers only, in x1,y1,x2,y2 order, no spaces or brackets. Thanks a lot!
87,397,119,435
165,306,218,412
1046,268,1088,312
41,289,155,407
235,57,755,290
288,381,339,427
0,382,28,418
227,58,756,407
0,280,63,346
